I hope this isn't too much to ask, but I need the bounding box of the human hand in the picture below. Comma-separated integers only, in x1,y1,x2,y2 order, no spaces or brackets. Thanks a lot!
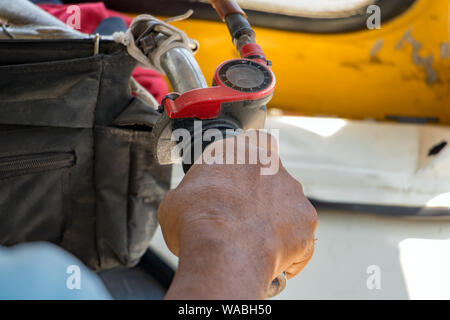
158,130,318,299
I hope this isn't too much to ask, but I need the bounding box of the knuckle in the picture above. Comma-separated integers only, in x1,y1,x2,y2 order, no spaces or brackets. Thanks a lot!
305,239,315,260
158,190,177,218
298,237,315,260
294,180,304,194
297,196,317,226
308,205,318,229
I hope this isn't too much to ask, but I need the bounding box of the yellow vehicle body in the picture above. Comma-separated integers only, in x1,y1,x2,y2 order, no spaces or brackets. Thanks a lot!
146,0,450,124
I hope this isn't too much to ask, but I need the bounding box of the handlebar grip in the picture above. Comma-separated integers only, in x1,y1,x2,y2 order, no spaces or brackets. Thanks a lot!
209,0,246,21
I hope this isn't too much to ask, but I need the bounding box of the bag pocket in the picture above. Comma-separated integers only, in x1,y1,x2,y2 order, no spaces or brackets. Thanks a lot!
0,55,102,128
0,148,75,245
94,121,171,270
0,125,98,268
0,152,75,180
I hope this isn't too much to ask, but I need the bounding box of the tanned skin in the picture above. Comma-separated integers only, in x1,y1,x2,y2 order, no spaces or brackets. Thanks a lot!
158,131,318,299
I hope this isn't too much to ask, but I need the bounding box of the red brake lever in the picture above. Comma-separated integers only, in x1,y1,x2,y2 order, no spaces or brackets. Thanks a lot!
163,43,275,120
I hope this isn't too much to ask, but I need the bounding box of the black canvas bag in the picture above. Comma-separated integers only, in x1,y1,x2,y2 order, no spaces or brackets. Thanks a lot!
0,39,171,270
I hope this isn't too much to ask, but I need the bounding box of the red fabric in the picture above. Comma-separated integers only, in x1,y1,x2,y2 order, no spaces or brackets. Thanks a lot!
38,2,168,103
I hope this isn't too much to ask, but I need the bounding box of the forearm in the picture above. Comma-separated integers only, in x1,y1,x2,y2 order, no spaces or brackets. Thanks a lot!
165,235,273,300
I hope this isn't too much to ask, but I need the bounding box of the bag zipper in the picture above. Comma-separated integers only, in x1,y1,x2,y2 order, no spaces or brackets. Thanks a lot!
0,152,75,180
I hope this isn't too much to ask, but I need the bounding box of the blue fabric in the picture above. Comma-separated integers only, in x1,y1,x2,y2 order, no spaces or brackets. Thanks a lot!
0,242,112,300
